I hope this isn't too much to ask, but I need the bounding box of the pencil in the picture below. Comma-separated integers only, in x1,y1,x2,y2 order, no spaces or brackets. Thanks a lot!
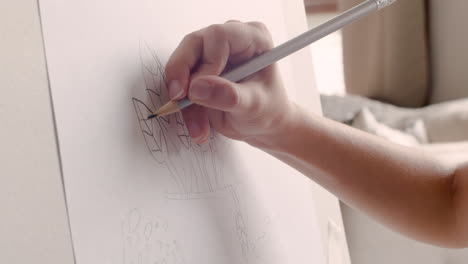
149,0,397,119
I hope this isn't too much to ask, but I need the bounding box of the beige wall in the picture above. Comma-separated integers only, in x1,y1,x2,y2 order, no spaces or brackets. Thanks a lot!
0,1,74,263
339,0,468,105
430,0,468,103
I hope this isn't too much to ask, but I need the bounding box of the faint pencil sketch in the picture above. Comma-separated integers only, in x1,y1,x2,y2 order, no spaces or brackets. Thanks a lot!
121,208,185,264
131,41,270,263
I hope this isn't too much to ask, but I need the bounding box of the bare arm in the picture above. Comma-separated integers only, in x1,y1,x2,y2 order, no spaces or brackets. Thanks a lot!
165,21,468,248
252,104,468,248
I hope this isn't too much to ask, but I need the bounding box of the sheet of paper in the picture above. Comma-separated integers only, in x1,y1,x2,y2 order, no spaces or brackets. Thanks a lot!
39,0,325,263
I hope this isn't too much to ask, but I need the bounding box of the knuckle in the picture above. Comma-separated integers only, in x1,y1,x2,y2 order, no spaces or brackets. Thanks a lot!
225,19,241,24
247,21,273,49
228,94,241,110
164,62,177,78
166,32,203,79
248,21,268,33
165,58,176,71
164,60,183,80
181,31,203,49
182,31,200,42
221,83,240,110
206,24,227,41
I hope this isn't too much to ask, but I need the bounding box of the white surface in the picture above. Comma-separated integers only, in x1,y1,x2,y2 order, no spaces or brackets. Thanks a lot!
39,0,328,263
310,31,345,96
0,0,74,263
307,12,346,96
342,204,446,264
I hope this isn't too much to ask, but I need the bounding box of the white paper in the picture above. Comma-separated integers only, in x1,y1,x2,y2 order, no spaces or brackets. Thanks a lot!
39,0,325,263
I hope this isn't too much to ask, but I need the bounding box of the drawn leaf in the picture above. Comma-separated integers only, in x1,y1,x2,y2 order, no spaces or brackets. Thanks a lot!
132,98,167,164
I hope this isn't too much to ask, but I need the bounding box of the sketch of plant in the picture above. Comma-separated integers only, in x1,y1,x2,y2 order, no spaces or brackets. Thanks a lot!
132,41,225,196
131,41,270,263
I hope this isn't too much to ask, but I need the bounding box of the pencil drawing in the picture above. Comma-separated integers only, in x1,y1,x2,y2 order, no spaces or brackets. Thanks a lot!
132,41,233,197
121,208,185,264
131,41,271,263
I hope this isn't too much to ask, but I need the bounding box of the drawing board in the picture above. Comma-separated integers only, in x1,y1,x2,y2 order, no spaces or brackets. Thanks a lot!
38,0,326,263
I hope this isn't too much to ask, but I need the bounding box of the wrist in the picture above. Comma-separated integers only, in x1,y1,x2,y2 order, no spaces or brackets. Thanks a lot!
245,102,302,152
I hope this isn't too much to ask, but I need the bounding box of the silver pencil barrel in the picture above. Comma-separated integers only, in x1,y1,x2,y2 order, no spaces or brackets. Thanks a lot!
177,0,398,111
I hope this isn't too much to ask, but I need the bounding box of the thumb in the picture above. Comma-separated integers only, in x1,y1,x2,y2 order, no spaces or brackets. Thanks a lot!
188,76,254,113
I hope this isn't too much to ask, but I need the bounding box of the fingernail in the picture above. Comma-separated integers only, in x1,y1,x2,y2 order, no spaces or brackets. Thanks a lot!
190,79,212,101
198,133,210,144
169,80,184,99
187,120,202,139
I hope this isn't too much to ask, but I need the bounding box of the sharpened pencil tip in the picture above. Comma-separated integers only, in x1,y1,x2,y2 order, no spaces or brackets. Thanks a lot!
147,114,158,120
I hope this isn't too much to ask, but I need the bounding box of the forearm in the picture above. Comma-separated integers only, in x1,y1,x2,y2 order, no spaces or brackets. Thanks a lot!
167,21,468,247
251,103,467,247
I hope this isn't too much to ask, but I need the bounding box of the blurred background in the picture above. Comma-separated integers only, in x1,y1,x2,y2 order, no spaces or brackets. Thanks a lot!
304,0,468,263
304,0,345,96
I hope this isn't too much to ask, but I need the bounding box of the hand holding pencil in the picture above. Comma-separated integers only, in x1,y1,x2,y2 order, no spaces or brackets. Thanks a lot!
142,0,468,249
156,0,397,144
163,21,293,145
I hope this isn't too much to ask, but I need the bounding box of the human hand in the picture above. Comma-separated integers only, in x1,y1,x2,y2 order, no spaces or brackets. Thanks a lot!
165,21,295,147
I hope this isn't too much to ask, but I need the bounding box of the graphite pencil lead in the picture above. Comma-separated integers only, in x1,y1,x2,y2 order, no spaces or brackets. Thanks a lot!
147,114,158,120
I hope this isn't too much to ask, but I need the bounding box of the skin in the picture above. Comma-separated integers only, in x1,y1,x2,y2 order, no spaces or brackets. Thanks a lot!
164,21,468,248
